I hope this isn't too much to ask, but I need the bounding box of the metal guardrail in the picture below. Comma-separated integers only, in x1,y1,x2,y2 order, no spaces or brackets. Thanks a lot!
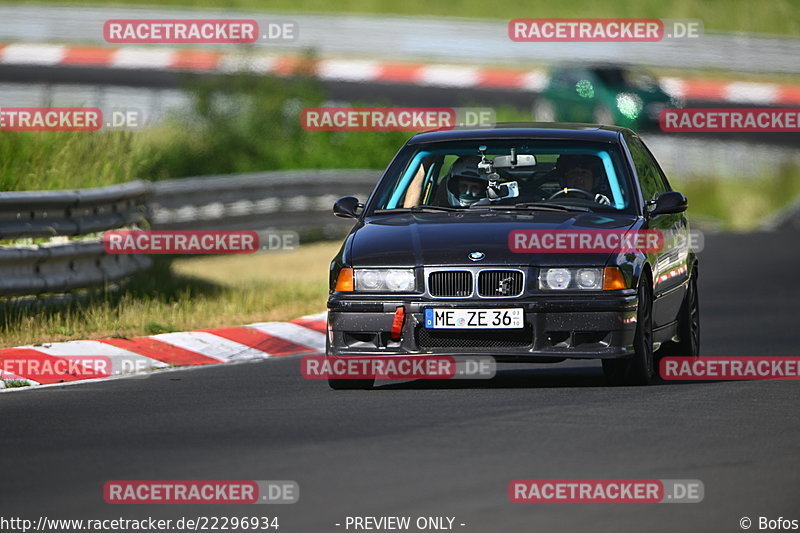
0,180,151,240
150,169,378,238
0,181,152,297
0,170,378,298
641,135,800,181
0,242,151,297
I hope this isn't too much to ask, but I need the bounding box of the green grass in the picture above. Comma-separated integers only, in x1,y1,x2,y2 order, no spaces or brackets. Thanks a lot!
1,379,33,388
0,72,413,190
0,130,143,191
0,75,529,192
3,0,798,35
673,166,800,231
0,241,340,348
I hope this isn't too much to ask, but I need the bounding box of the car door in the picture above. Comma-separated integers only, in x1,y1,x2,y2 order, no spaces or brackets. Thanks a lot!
625,133,690,329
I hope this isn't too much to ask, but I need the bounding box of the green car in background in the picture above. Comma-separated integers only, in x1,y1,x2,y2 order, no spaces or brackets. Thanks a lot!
533,64,683,130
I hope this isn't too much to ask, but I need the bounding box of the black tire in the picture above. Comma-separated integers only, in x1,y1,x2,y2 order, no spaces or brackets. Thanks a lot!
658,267,700,358
328,378,375,390
603,280,655,386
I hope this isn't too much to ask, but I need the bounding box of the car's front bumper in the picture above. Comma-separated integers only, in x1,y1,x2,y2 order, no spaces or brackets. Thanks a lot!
327,291,638,361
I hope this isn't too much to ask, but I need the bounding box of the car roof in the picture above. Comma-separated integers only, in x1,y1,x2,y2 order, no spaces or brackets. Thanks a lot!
408,122,627,145
552,62,633,72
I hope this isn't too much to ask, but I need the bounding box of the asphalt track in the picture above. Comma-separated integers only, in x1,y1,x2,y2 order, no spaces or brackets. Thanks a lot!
1,231,799,533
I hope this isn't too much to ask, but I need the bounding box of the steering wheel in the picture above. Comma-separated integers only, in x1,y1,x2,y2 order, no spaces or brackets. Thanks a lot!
548,188,594,201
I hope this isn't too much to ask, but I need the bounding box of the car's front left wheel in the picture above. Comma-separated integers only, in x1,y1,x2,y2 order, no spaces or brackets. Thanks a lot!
603,280,655,386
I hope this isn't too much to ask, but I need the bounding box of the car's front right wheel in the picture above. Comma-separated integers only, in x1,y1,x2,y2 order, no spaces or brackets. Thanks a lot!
603,280,655,386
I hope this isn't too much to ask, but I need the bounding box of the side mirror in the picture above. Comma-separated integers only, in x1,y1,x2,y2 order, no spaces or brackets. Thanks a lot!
333,196,362,219
647,191,687,217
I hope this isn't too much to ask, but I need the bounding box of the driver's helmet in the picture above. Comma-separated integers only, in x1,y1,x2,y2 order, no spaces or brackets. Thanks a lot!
446,155,486,207
555,154,603,190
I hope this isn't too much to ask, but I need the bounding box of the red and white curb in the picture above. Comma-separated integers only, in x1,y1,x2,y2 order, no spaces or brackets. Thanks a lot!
0,312,327,390
2,42,799,106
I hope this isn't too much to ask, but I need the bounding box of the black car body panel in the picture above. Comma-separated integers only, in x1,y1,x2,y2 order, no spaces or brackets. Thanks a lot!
327,124,696,363
349,211,636,267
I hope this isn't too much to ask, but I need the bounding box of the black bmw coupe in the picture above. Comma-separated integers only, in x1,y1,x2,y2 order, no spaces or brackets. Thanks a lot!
327,124,699,389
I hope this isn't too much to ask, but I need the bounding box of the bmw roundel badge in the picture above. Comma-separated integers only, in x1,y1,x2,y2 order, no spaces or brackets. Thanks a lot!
469,251,485,261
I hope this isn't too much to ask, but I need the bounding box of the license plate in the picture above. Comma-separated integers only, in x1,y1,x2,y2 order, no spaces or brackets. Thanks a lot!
424,308,524,329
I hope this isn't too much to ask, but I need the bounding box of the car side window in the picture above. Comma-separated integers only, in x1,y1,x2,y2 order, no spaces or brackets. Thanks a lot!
640,139,673,192
626,135,667,202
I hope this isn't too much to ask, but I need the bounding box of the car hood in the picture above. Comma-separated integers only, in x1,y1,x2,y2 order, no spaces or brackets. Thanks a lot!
350,210,639,267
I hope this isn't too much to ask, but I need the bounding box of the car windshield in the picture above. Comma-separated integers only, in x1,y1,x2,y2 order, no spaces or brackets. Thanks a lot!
369,139,634,214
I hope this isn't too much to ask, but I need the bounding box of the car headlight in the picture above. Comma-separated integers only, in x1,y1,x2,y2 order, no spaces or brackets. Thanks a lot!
616,92,643,119
359,270,382,290
543,268,571,290
539,267,604,290
576,268,602,288
354,269,415,292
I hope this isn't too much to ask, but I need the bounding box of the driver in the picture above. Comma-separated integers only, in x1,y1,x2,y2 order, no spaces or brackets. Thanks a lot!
554,154,611,205
445,155,486,207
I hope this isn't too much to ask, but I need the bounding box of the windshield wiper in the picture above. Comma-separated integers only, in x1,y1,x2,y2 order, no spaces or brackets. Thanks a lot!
373,206,462,214
508,202,591,212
